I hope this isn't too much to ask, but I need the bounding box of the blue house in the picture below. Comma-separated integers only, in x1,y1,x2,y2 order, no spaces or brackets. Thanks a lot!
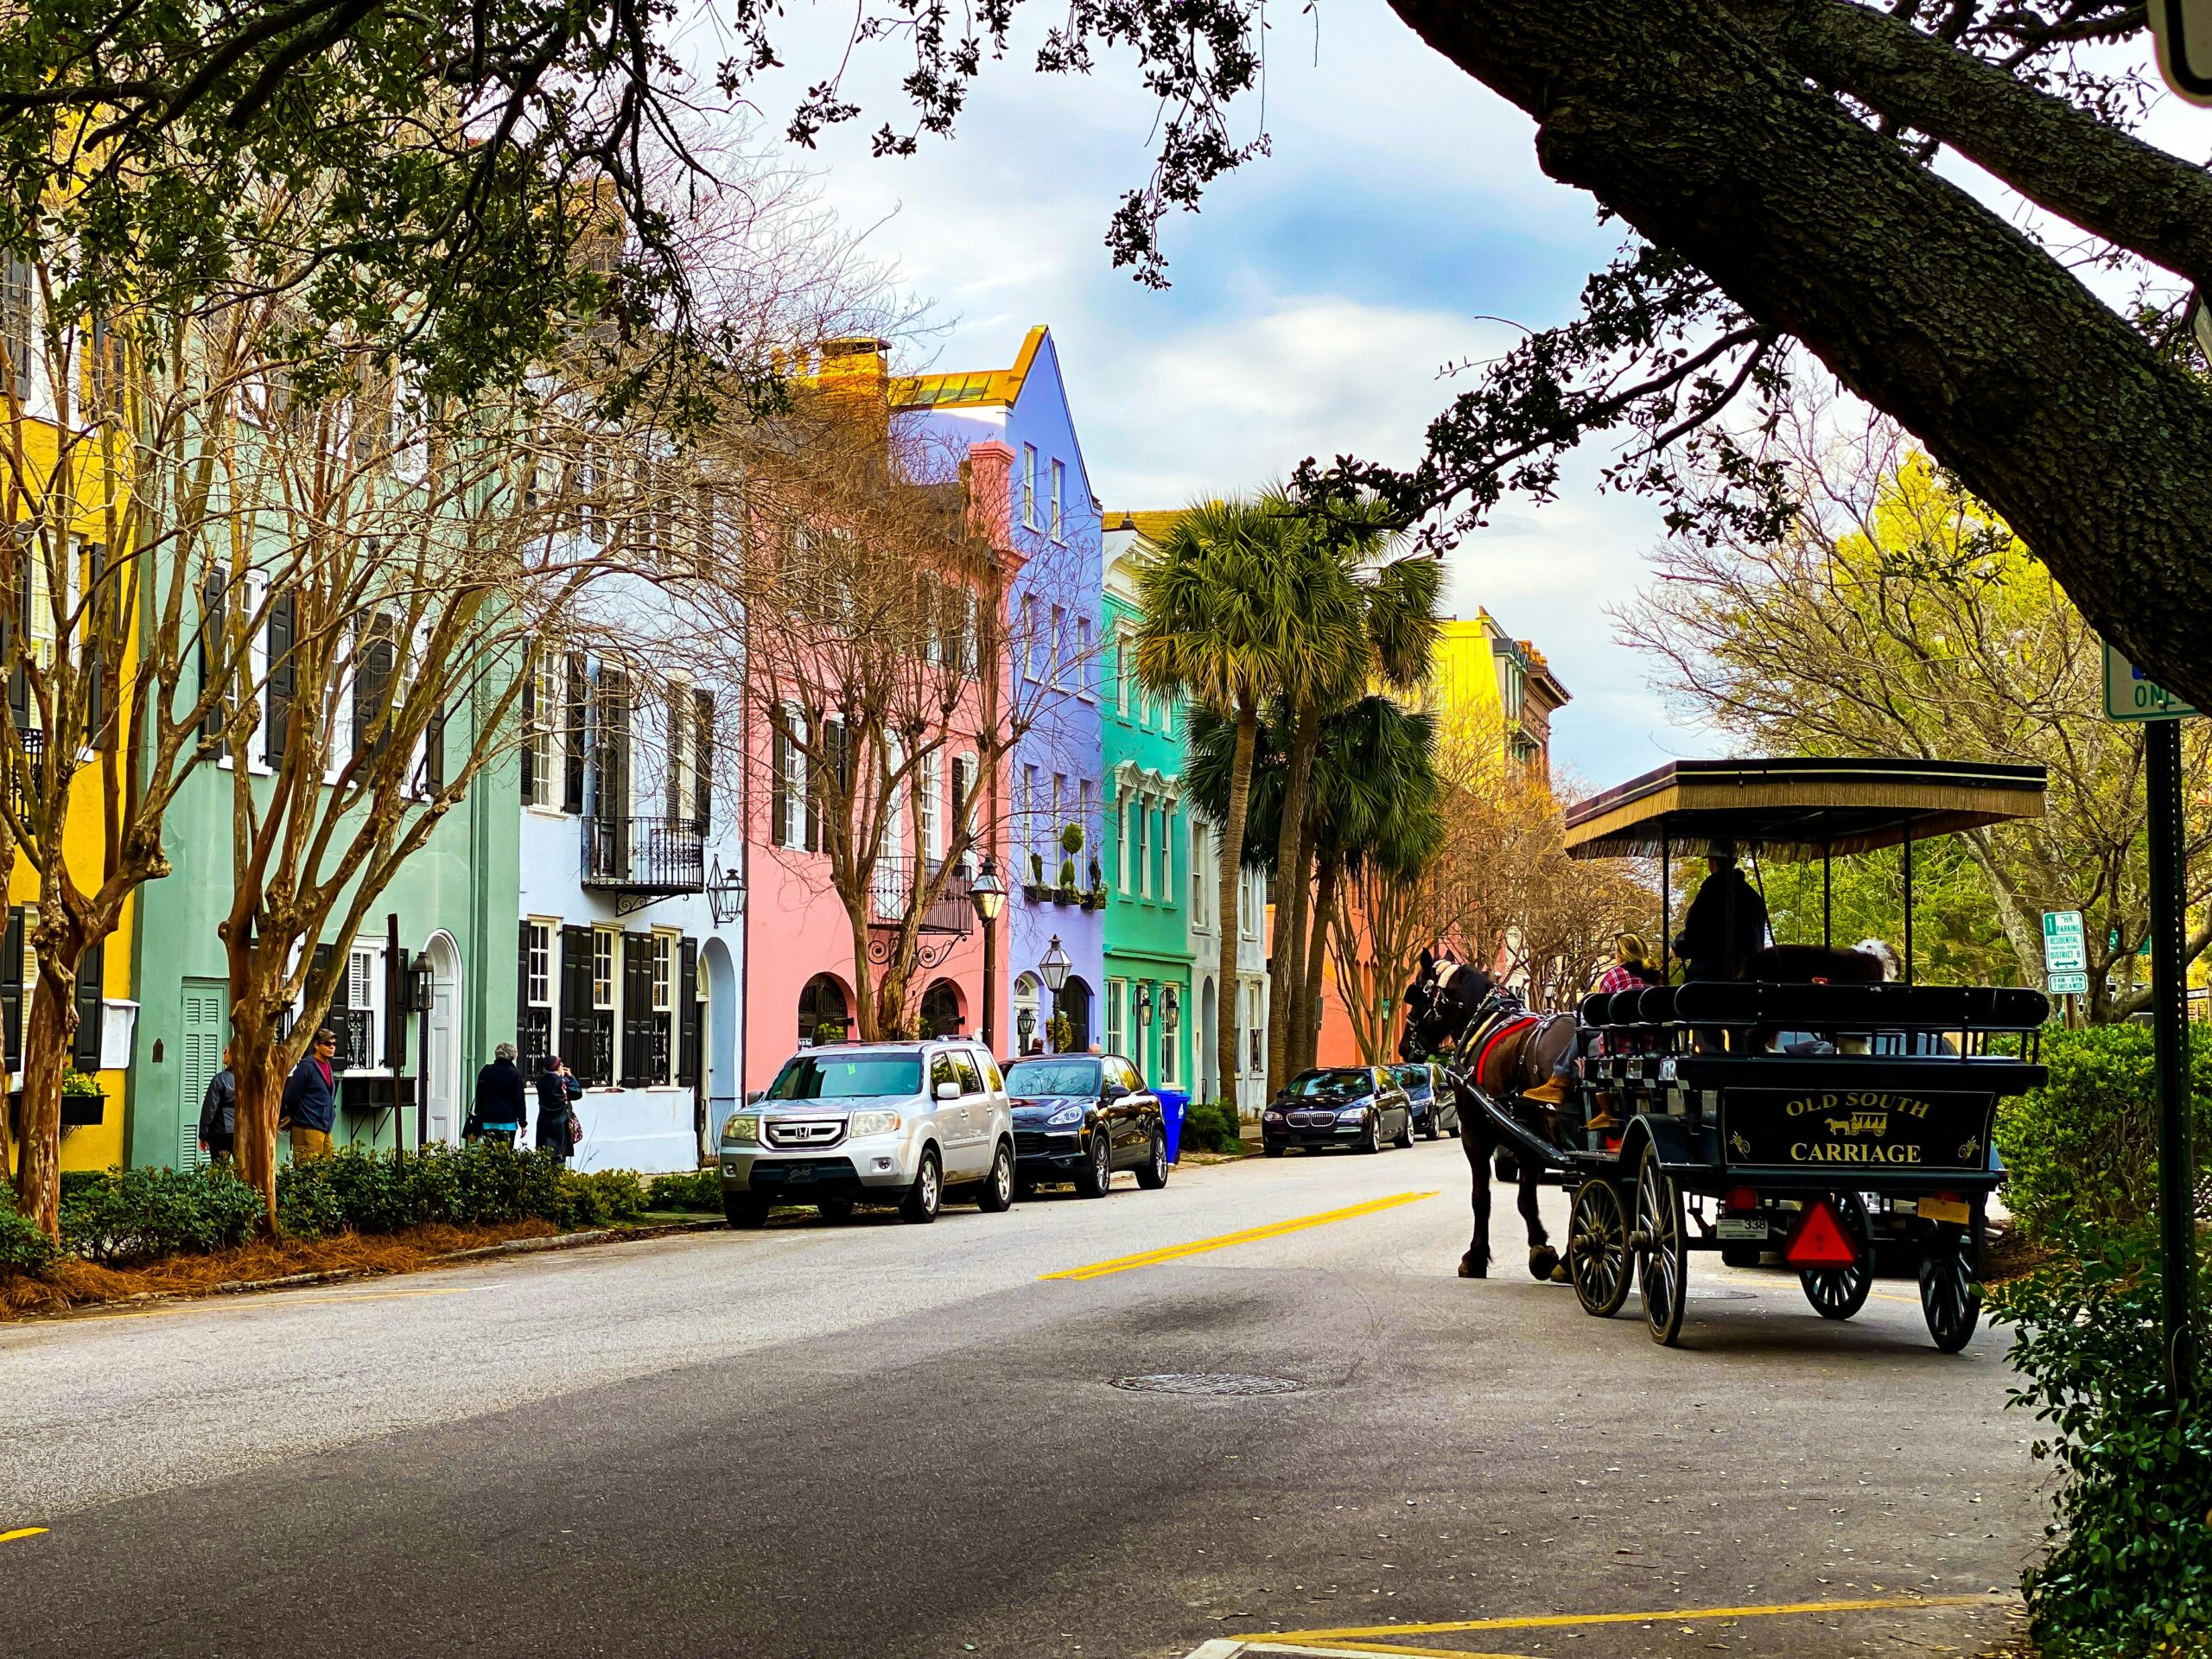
895,327,1106,1056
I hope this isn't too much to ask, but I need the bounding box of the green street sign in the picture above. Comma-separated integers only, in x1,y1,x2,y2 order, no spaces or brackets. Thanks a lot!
2043,909,2088,975
2105,644,2197,722
2050,972,2090,996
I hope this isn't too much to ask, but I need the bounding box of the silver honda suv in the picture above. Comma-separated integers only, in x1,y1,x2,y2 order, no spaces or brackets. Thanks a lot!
719,1040,1016,1228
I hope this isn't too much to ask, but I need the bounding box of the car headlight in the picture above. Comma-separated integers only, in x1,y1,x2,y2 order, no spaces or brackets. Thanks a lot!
1337,1104,1369,1122
1047,1103,1084,1127
723,1113,760,1145
847,1109,902,1138
1263,1109,1284,1122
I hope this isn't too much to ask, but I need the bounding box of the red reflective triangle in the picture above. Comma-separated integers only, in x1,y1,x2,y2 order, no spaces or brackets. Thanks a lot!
1785,1200,1859,1270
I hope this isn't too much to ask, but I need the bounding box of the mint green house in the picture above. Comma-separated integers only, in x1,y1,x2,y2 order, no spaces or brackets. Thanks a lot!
1098,513,1194,1094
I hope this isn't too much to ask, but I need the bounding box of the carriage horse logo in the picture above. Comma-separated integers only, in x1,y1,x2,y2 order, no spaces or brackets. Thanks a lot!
1823,1109,1890,1139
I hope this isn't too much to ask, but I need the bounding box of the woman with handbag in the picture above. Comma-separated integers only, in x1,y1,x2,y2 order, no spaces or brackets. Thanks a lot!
535,1053,584,1162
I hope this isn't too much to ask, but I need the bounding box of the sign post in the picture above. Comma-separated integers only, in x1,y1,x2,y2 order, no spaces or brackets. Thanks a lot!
2104,641,2197,1399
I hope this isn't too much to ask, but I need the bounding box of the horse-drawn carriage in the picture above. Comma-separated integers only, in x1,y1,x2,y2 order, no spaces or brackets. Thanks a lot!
1406,758,2051,1351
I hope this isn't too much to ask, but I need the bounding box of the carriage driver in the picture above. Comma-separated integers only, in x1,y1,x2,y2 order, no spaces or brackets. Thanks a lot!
1675,840,1769,982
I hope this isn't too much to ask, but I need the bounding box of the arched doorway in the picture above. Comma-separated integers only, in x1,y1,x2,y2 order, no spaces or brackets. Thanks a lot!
423,931,463,1144
703,938,738,1143
1199,976,1217,1101
919,978,965,1037
1059,975,1093,1052
1013,973,1041,1054
798,973,851,1048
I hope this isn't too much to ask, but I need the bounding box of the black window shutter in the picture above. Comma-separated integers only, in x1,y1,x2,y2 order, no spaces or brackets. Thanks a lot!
805,718,827,854
0,906,21,1073
199,574,226,741
678,937,701,1088
518,920,532,1026
770,723,789,847
601,665,630,817
559,924,595,1084
518,659,536,804
83,543,106,747
664,689,684,823
353,617,395,763
620,931,653,1085
71,940,103,1071
423,699,445,792
2,552,20,734
692,690,713,831
264,588,296,767
562,651,588,813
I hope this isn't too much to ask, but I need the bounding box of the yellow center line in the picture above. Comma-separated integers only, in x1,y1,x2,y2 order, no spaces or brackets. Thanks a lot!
0,1528,48,1544
1040,1192,1439,1281
1259,1592,2010,1643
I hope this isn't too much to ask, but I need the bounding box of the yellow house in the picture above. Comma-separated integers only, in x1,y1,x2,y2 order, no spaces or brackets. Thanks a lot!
1,260,136,1175
1421,610,1572,774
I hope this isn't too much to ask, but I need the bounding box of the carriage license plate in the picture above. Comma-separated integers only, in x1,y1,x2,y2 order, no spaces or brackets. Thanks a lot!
1919,1198,1969,1225
1716,1217,1768,1241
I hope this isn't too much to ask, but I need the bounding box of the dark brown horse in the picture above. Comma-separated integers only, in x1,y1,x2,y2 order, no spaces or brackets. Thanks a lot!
1399,949,1573,1281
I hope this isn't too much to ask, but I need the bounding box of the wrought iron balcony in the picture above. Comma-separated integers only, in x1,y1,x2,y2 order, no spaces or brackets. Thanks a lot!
582,815,707,899
865,857,975,969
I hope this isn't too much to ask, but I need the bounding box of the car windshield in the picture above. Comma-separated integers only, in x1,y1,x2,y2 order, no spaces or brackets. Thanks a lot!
1003,1058,1101,1096
765,1053,922,1101
1289,1069,1372,1098
1389,1065,1430,1094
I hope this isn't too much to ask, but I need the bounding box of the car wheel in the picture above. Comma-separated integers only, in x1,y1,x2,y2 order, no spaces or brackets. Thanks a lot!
1392,1110,1415,1150
814,1198,855,1224
899,1148,942,1224
976,1140,1015,1212
1358,1116,1382,1155
1076,1129,1114,1198
1135,1128,1169,1190
724,1192,769,1230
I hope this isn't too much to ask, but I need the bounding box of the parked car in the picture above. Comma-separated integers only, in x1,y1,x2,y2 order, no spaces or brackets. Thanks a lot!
1002,1052,1168,1197
1262,1066,1414,1156
1390,1061,1459,1140
719,1040,1015,1227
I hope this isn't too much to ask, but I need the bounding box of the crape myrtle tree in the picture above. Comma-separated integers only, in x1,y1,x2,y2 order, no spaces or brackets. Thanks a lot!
692,382,1093,1042
1620,397,2212,1021
57,0,2212,709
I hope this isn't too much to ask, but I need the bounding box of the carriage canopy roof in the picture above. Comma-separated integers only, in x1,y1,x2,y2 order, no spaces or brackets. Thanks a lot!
1562,758,2046,861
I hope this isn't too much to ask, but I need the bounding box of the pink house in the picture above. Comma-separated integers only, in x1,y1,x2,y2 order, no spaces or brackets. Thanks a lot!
740,416,1019,1091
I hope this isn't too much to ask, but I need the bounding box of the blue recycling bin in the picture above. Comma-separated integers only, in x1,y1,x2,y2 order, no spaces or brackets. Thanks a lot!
1154,1089,1191,1163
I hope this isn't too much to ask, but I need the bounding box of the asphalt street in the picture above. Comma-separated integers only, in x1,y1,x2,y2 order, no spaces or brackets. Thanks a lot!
0,1141,2040,1658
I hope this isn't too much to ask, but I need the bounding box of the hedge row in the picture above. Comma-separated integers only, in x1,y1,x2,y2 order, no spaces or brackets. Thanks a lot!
0,1145,730,1277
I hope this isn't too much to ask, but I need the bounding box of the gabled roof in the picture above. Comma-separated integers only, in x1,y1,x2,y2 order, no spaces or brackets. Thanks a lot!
1103,509,1189,546
891,326,1049,412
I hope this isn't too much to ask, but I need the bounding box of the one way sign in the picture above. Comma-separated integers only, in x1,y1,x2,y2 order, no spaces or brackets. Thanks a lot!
2152,0,2212,104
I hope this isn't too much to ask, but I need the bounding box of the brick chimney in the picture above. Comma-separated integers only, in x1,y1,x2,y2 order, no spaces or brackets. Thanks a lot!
964,439,1014,551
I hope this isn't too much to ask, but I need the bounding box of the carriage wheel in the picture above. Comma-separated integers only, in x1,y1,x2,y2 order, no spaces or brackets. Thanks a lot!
1799,1192,1874,1321
1568,1179,1632,1319
1634,1148,1688,1346
1920,1222,1982,1353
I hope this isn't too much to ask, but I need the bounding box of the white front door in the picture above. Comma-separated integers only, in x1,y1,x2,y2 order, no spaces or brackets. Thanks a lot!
428,977,458,1142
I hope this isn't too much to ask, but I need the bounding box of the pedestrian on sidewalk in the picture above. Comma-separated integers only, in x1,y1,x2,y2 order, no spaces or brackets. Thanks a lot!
535,1052,583,1162
473,1042,528,1148
197,1046,238,1163
280,1027,340,1162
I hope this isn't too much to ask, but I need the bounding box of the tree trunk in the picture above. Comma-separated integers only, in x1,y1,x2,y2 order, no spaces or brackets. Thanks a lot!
232,1035,284,1217
1297,847,1339,1071
1215,700,1259,1108
1390,0,2212,713
14,970,70,1239
1264,702,1322,1094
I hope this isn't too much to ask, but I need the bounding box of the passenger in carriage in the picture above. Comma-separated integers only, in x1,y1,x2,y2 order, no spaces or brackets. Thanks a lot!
1524,933,1660,1112
1675,842,1770,982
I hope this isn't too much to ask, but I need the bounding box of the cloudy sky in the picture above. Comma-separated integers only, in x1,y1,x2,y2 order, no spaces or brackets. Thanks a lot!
690,3,2188,790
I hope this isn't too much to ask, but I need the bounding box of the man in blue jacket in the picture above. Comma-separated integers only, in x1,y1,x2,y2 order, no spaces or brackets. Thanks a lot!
280,1027,340,1161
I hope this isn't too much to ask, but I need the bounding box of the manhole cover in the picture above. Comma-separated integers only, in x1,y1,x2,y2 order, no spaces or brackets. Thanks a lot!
1109,1372,1303,1396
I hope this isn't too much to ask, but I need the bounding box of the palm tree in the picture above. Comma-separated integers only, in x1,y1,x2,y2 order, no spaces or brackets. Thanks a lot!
1262,511,1440,1093
1134,497,1300,1108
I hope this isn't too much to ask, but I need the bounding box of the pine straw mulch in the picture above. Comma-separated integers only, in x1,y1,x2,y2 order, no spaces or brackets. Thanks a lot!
0,1217,560,1319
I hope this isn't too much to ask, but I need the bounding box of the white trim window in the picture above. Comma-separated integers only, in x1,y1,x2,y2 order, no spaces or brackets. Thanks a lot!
1137,795,1153,900
1049,605,1065,684
1159,1012,1179,1086
525,920,553,1008
1105,977,1127,1055
592,928,617,1013
1021,443,1039,529
1155,804,1172,906
1191,823,1210,927
1022,594,1042,680
772,703,808,850
1076,617,1094,700
1021,764,1039,880
652,930,677,1085
919,750,944,866
1118,792,1135,894
1050,459,1065,541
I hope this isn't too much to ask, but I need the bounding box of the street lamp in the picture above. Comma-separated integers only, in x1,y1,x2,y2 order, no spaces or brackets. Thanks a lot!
1040,934,1071,1050
1136,984,1154,1027
968,856,1006,1052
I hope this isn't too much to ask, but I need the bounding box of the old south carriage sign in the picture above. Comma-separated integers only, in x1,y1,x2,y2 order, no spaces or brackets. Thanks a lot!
1723,1088,1994,1171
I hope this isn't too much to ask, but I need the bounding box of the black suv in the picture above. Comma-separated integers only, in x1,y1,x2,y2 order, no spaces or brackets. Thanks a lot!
1003,1052,1169,1197
1262,1066,1415,1156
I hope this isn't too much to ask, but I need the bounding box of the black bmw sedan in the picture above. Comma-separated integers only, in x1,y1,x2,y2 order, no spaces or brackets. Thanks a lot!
1003,1052,1169,1198
1262,1066,1414,1156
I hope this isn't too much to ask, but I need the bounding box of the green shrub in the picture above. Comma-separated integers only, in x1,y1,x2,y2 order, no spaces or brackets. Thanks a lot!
59,1164,264,1265
555,1168,648,1229
1179,1098,1246,1154
1991,1223,2212,1656
647,1167,723,1212
275,1156,346,1239
0,1205,59,1276
1995,1022,2212,1241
